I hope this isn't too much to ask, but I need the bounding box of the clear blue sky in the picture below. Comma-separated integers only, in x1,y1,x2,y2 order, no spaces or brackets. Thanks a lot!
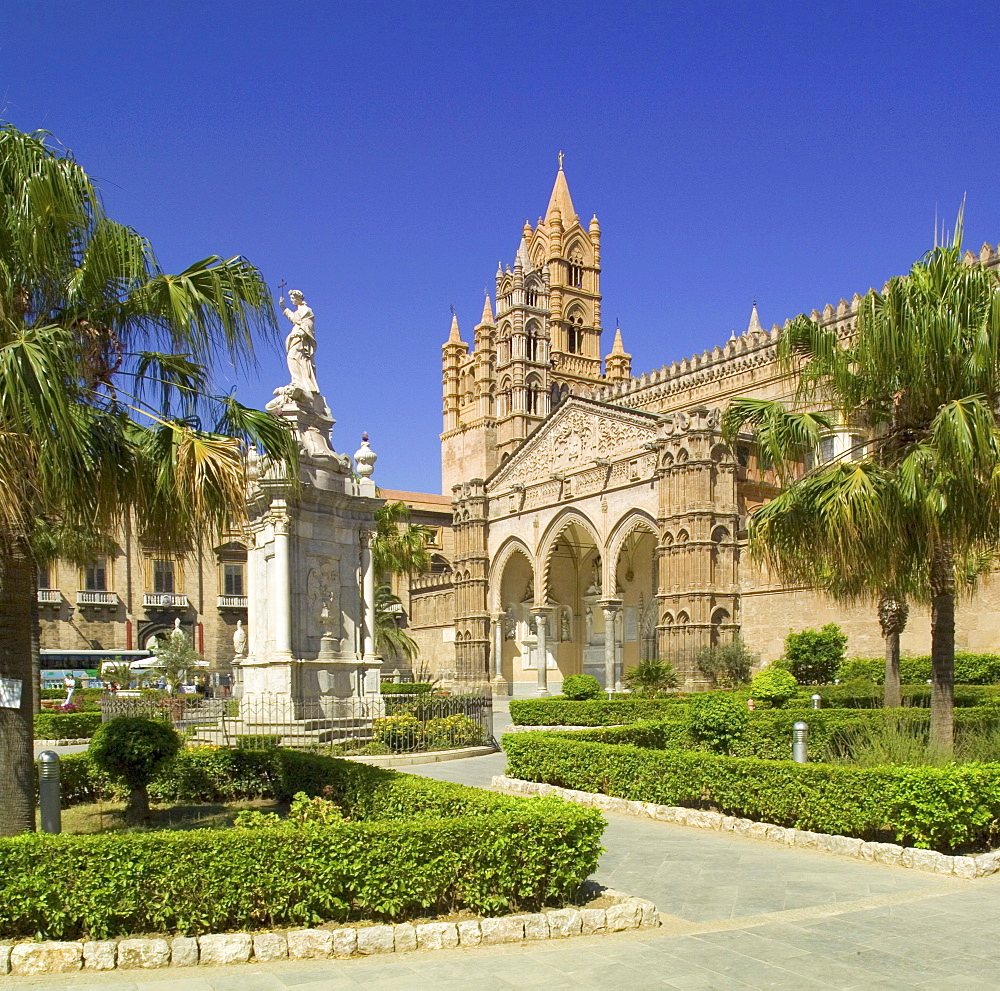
5,2,1000,494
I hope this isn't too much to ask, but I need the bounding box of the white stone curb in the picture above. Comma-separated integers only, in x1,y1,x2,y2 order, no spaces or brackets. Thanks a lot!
34,738,91,747
0,891,660,975
494,775,1000,880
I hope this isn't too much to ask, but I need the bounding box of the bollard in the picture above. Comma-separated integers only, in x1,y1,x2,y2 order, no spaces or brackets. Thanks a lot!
792,721,809,763
811,693,822,710
37,750,62,834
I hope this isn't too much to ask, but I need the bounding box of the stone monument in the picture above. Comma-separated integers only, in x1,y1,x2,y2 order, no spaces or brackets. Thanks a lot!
241,289,383,724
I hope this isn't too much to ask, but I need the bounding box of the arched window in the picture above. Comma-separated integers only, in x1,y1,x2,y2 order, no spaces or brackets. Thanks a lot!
567,243,585,288
525,280,539,308
498,378,512,416
525,320,543,362
566,309,586,354
525,374,543,415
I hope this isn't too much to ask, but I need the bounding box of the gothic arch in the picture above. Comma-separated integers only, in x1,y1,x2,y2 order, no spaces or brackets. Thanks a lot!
606,509,659,572
490,538,534,612
538,509,602,596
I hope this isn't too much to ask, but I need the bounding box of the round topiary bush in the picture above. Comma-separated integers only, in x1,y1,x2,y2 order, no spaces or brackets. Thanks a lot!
686,692,749,754
561,674,605,700
88,717,181,823
750,666,800,708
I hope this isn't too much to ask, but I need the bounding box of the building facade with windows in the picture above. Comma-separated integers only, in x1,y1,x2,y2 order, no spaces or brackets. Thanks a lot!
436,162,1000,694
37,526,249,686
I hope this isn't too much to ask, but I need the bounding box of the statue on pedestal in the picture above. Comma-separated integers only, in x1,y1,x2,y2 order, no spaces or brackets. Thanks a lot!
233,619,248,659
280,290,321,395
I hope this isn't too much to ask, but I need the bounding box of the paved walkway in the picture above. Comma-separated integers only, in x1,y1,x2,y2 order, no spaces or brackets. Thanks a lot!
13,712,1000,989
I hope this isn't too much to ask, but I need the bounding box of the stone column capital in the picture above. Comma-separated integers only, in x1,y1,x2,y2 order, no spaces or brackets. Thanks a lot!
599,598,623,614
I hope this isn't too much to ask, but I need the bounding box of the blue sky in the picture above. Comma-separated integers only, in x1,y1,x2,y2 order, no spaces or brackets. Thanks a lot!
4,2,1000,493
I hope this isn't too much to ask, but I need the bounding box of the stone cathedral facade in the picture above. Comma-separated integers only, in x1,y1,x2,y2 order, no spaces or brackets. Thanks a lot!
423,163,1000,695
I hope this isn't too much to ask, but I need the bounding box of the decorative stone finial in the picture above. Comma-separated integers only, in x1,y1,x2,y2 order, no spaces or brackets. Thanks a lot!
354,432,377,478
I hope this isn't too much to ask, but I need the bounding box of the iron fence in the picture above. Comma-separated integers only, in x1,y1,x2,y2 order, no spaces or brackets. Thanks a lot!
101,692,496,755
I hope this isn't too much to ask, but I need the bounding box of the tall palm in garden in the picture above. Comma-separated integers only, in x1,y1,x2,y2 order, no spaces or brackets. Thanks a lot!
372,500,434,579
724,215,1000,750
0,124,297,834
374,583,419,664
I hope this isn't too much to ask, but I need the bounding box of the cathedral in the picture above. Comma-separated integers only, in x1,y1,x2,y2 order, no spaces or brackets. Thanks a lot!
408,163,1000,695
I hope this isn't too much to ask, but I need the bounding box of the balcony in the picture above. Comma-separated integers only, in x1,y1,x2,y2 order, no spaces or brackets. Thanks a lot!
217,594,248,609
37,589,61,605
76,590,118,607
143,592,189,609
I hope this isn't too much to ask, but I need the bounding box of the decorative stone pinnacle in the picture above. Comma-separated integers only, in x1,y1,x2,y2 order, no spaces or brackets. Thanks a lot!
354,432,377,478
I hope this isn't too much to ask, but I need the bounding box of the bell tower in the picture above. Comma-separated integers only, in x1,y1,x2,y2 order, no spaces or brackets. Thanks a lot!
441,157,620,491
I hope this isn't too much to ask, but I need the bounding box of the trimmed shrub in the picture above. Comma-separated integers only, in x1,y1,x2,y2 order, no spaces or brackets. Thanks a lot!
88,718,182,823
838,653,1000,686
34,711,102,740
380,682,436,694
750,667,799,708
686,693,749,754
809,682,1000,710
782,624,847,685
3,753,604,939
561,674,605,700
510,696,691,726
503,731,1000,852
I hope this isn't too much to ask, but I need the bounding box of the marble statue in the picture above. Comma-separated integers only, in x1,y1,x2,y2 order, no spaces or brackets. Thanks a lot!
171,617,184,639
233,619,248,658
504,606,516,640
280,290,321,394
561,608,572,642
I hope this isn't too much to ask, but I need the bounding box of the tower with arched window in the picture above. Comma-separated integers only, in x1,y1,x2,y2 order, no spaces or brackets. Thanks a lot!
442,159,628,491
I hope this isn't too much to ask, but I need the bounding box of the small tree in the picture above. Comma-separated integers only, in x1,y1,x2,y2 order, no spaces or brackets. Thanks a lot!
88,717,181,823
151,633,204,693
686,693,749,754
696,634,758,687
622,659,678,697
782,624,847,685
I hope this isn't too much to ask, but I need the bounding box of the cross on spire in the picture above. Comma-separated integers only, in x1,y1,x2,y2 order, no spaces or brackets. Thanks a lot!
558,150,564,169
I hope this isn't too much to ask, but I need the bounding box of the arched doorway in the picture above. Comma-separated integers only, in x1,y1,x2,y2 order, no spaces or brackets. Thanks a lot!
612,519,658,684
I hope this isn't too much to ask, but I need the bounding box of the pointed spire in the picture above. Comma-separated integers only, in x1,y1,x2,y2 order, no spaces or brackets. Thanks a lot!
610,327,626,354
545,154,578,223
479,293,494,326
747,301,763,336
515,234,530,269
447,311,463,344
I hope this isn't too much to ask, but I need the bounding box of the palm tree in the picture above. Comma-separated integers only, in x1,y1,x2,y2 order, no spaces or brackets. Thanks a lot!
724,214,1000,751
372,500,434,579
374,583,419,664
0,124,297,834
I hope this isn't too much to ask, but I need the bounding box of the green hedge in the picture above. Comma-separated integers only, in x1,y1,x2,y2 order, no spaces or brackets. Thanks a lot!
380,682,436,694
4,751,603,940
571,708,1000,762
33,712,103,740
503,731,1000,853
510,696,690,726
796,683,1000,710
838,653,1000,685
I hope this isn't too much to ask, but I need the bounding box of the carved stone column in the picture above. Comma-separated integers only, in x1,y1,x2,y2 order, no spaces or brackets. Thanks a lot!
360,530,376,660
272,517,293,658
601,600,622,692
491,612,507,695
532,608,551,696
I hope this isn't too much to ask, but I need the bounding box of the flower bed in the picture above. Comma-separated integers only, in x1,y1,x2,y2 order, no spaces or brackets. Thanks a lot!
503,730,1000,853
3,750,603,940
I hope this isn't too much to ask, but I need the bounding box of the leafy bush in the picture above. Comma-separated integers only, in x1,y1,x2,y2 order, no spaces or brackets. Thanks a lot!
510,696,691,726
782,624,847,684
809,682,1000,709
3,752,604,939
696,634,757,687
622,659,679,696
561,674,605,700
235,734,282,750
88,718,181,823
838,653,1000,686
380,682,436,695
686,693,749,754
234,789,346,828
503,731,1000,852
34,711,102,740
374,714,423,751
422,714,485,750
750,667,799,708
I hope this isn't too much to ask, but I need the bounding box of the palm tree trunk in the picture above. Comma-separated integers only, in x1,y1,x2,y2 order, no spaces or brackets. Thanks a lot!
929,544,955,754
0,530,37,835
878,592,908,709
30,567,41,715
